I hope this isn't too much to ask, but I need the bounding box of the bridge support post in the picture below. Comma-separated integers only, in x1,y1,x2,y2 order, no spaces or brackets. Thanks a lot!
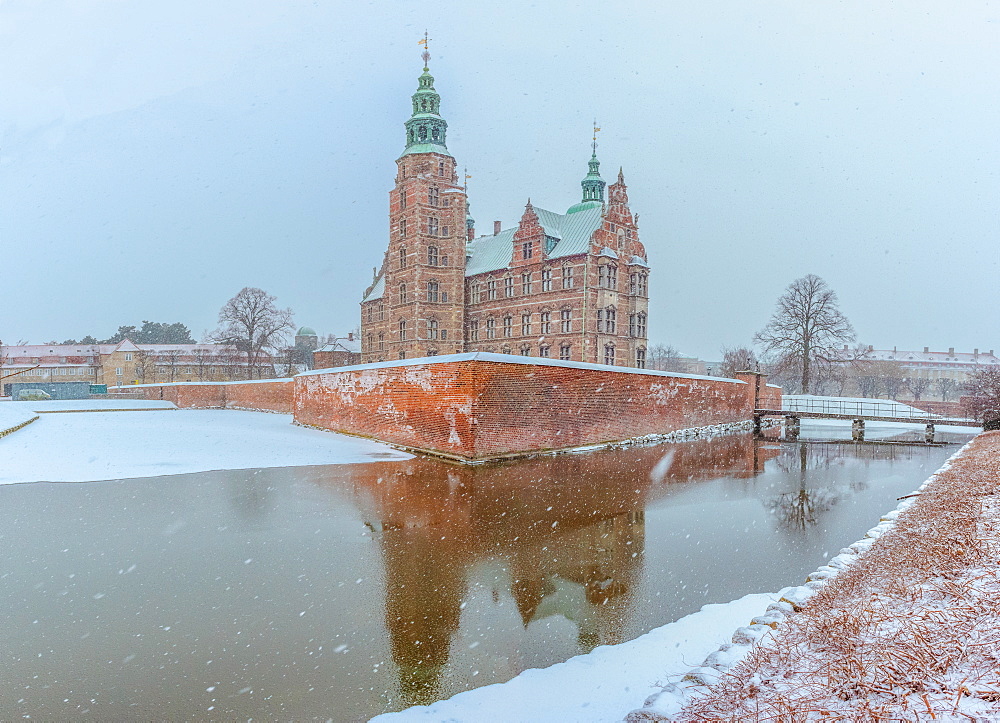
852,418,865,441
785,414,800,440
753,413,763,436
925,423,935,443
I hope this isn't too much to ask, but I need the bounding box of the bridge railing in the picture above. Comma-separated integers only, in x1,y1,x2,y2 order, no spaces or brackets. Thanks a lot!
779,397,937,420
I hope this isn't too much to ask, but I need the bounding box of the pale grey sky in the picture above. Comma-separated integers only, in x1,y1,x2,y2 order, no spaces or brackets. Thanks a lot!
2,0,997,358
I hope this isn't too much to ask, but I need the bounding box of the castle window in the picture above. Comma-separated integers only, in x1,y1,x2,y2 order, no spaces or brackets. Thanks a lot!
487,280,497,300
428,217,439,236
427,281,440,302
441,254,449,267
560,309,572,333
562,266,574,289
636,348,647,369
441,329,448,340
522,240,533,260
438,161,445,176
521,313,531,336
399,189,406,210
504,277,515,297
486,318,496,339
559,344,571,361
606,307,617,334
427,319,439,339
432,127,439,141
398,283,407,304
539,345,550,358
502,345,512,355
639,273,647,296
539,312,551,334
503,316,513,337
521,273,532,295
469,320,479,341
599,264,618,289
125,353,133,361
419,126,427,141
428,187,439,207
604,344,616,366
377,304,384,321
428,245,439,266
636,312,647,338
597,308,605,333
471,284,482,304
400,219,407,238
399,350,406,360
427,349,438,356
367,306,373,323
541,269,552,291
366,333,373,351
399,246,407,269
378,333,384,351
441,225,449,237
520,345,531,356
442,195,450,207
399,320,407,341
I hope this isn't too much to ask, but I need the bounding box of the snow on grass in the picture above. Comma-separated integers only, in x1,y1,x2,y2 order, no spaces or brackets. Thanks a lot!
372,592,786,723
0,405,39,433
5,399,177,412
0,408,410,484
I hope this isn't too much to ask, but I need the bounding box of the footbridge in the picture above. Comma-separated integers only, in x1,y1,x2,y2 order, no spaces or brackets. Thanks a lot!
754,398,976,442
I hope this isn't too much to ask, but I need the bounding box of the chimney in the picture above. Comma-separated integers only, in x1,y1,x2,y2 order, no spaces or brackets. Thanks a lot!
991,350,995,356
843,344,848,350
868,344,873,352
948,347,954,355
348,332,354,341
974,348,979,356
923,346,929,353
494,220,501,235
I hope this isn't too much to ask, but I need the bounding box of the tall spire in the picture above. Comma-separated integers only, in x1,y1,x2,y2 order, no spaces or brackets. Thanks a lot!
402,32,451,157
577,122,606,207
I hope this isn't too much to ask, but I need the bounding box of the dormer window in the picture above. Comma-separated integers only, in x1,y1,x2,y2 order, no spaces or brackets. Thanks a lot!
522,240,533,260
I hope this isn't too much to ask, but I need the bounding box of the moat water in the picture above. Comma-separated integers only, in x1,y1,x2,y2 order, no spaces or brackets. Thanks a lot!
0,423,973,721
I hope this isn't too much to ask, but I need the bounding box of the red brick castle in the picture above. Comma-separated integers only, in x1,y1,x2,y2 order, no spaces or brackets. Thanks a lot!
361,54,650,367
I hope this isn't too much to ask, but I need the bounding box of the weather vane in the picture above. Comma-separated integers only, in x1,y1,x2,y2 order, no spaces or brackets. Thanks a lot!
592,119,601,155
418,31,431,69
464,167,471,193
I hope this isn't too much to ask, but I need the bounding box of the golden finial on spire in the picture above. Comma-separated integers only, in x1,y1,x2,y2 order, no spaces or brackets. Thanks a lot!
418,30,431,70
592,119,602,156
464,167,471,193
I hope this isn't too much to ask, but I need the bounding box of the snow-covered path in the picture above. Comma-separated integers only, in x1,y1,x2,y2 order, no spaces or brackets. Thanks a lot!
0,408,410,484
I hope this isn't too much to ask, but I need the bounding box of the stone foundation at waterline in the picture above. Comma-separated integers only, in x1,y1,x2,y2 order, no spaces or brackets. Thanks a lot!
295,353,780,462
118,355,780,462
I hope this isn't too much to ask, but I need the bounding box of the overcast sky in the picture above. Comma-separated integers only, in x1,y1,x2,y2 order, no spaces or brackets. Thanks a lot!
2,0,997,359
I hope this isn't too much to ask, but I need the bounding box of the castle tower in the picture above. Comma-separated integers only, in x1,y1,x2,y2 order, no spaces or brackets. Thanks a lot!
360,46,468,361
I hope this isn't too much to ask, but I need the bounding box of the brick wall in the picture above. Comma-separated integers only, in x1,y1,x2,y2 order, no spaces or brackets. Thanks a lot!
295,353,780,462
128,379,293,413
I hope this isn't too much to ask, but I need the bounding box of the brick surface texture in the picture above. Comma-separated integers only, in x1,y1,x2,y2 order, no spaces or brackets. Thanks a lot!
131,380,293,413
295,358,779,462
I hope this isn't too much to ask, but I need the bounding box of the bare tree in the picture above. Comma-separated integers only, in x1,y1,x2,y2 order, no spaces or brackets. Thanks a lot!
935,376,959,402
718,346,759,379
646,344,683,372
132,350,156,384
192,348,215,381
212,288,294,380
904,376,932,402
163,349,183,382
962,366,1000,424
754,274,855,394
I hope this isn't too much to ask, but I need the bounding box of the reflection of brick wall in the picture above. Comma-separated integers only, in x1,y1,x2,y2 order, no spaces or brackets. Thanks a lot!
130,380,292,413
295,354,781,462
907,399,967,418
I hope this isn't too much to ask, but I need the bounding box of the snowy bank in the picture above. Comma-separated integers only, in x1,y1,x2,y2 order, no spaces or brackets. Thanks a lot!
4,399,177,412
647,432,1000,720
0,409,410,484
371,591,788,723
0,406,39,436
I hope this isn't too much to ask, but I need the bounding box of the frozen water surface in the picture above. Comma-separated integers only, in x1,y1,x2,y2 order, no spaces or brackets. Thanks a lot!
0,413,972,720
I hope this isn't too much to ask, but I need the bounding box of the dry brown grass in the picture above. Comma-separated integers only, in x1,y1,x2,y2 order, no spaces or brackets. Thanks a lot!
674,430,1000,722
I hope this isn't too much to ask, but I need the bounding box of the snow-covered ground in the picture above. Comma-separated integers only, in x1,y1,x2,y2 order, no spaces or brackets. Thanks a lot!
372,591,788,723
0,408,410,484
4,398,177,412
0,405,39,433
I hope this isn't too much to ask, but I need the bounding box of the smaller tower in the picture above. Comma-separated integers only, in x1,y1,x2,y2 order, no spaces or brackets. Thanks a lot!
567,123,606,214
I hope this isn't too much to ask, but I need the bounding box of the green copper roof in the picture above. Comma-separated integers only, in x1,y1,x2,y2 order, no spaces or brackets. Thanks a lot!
566,199,603,214
296,326,318,337
465,204,605,276
401,66,451,157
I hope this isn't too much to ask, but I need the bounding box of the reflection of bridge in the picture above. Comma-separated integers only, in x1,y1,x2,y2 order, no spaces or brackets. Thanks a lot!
754,397,976,442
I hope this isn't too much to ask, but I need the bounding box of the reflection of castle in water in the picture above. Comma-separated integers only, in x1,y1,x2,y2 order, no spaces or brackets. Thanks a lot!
323,432,782,707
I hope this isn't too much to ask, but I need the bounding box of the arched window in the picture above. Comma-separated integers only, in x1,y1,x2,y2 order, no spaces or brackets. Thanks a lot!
399,319,407,341
377,332,384,351
427,319,439,340
399,246,407,269
398,283,407,304
427,245,439,266
377,304,384,321
604,344,616,366
559,344,571,361
486,317,496,339
606,306,617,334
399,189,406,210
427,281,439,302
520,345,531,356
418,126,427,141
637,312,647,338
503,316,513,337
428,188,439,207
501,345,512,355
469,320,479,341
636,347,647,369
428,217,439,236
539,345,550,358
432,127,440,141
